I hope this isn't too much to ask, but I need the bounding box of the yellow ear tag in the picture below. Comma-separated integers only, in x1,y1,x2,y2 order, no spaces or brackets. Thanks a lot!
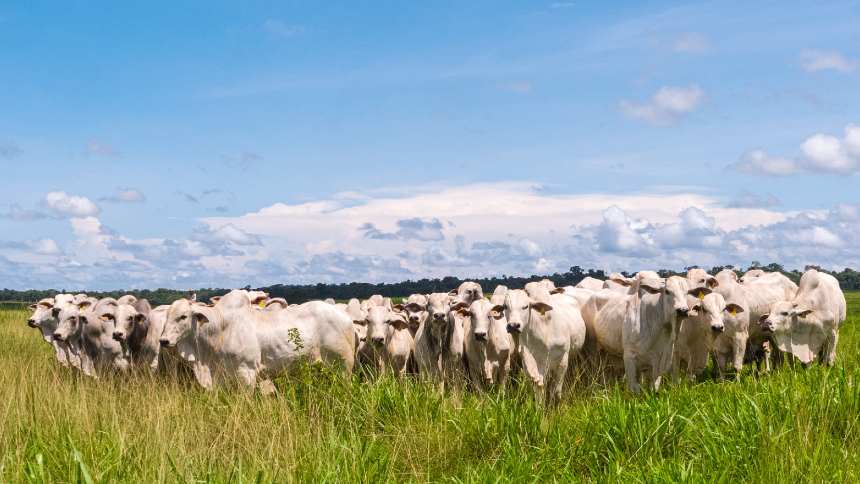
729,308,737,316
536,307,546,316
697,291,705,300
258,300,266,309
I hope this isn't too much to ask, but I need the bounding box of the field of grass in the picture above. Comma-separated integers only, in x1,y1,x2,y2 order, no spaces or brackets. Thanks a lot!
1,294,858,482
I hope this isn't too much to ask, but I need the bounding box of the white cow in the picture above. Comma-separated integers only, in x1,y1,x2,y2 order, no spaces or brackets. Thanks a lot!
111,299,172,371
575,277,605,291
159,290,354,391
760,269,846,365
361,304,414,377
53,298,129,377
402,294,429,337
674,292,743,381
732,271,799,371
26,297,75,367
686,268,719,293
458,298,511,390
711,270,752,377
450,281,484,307
504,287,586,403
582,274,692,392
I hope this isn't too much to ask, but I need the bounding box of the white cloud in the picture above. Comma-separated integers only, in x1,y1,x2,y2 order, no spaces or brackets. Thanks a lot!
732,124,860,176
5,182,860,289
673,32,709,54
43,192,100,218
620,85,703,126
731,149,801,176
800,49,856,73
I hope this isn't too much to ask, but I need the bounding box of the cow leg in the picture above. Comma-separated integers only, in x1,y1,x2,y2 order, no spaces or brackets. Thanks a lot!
822,329,839,366
519,348,545,398
193,363,214,390
623,354,641,393
258,379,278,395
732,337,746,380
549,353,569,405
762,342,772,373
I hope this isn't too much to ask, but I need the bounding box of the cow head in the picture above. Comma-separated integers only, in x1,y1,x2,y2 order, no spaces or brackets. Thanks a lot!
112,304,146,342
26,298,55,330
502,289,552,335
52,299,93,342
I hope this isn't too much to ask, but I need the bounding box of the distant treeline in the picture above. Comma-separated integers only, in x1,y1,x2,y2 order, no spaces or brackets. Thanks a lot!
3,263,860,307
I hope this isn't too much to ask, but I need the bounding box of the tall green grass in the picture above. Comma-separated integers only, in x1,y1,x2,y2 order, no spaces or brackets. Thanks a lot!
1,294,858,482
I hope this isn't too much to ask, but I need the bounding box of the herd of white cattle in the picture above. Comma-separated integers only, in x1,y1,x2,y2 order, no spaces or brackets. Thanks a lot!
24,268,847,399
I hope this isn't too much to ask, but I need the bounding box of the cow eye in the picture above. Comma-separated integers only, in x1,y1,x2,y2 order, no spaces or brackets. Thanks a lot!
178,315,187,321
522,305,528,310
781,312,789,316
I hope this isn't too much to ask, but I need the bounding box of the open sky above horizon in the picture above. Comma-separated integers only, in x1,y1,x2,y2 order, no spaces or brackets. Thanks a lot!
1,1,859,290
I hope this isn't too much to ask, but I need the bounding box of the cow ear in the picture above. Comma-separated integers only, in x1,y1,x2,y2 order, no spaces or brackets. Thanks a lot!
688,288,712,300
451,301,468,311
725,304,744,316
792,307,813,318
610,277,631,287
448,289,458,297
52,307,61,318
531,302,553,316
28,304,37,310
455,308,471,317
688,303,702,317
490,305,505,319
192,310,210,326
134,313,146,324
78,300,93,311
639,283,662,295
392,304,405,312
210,296,221,305
550,288,564,295
706,277,719,289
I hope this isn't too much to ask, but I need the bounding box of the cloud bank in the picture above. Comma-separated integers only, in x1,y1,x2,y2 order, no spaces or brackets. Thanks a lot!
3,182,858,290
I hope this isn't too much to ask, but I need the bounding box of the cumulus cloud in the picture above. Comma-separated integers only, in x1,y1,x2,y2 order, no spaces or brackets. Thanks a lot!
731,124,860,176
620,85,703,125
800,49,856,73
5,181,860,289
43,192,100,218
100,188,146,203
360,218,445,241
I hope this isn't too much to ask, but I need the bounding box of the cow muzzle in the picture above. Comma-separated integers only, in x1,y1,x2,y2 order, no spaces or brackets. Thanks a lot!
159,338,173,347
761,322,774,334
112,331,126,342
676,307,690,317
27,319,38,328
474,332,487,342
52,332,65,342
710,325,725,333
433,313,446,321
506,322,521,334
371,336,385,346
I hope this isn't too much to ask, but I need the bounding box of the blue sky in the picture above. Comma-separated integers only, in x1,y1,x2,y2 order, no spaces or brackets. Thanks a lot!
1,1,859,289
